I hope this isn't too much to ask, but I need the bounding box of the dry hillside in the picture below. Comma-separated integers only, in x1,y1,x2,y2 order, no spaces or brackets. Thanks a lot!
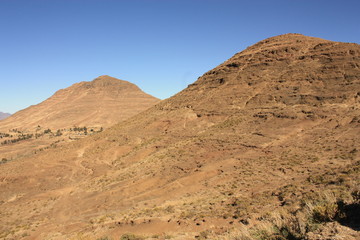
0,75,159,131
0,34,359,240
0,76,159,162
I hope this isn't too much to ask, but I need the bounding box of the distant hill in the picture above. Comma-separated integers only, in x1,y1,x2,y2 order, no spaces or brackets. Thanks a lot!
1,34,359,239
0,75,160,131
0,112,10,120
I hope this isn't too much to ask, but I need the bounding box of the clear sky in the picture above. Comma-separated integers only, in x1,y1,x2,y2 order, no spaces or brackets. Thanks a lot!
1,0,359,114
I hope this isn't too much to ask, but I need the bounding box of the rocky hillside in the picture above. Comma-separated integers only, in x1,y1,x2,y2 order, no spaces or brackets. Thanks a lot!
0,34,359,240
0,75,160,131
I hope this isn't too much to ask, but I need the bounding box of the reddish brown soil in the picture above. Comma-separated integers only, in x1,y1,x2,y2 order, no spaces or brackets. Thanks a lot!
0,34,359,239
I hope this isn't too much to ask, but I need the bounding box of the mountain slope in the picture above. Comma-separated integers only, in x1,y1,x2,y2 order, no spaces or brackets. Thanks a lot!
0,112,10,120
0,34,359,239
0,75,160,130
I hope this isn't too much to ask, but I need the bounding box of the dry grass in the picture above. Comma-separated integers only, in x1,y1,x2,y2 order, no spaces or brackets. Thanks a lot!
1,34,359,239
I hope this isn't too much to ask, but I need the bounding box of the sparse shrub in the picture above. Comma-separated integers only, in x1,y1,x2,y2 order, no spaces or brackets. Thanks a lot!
252,228,273,240
44,129,52,134
250,212,304,240
311,202,338,223
197,230,211,239
307,175,324,184
96,237,112,240
120,233,143,240
305,193,339,223
226,63,239,68
165,205,175,213
272,225,303,240
351,188,360,203
21,232,29,237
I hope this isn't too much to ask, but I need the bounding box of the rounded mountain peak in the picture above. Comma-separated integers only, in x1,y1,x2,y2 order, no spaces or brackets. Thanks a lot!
93,75,125,83
0,75,159,130
66,75,142,94
242,33,332,55
87,75,138,89
168,33,360,112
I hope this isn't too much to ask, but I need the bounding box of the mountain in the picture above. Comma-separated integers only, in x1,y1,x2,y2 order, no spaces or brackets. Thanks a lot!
0,75,160,131
0,112,10,120
0,34,359,239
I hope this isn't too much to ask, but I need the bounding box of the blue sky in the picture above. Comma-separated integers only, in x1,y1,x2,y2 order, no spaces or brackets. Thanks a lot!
0,0,359,114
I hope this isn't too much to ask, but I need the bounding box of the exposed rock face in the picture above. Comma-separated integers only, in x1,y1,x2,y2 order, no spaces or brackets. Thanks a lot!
0,75,160,130
0,34,359,239
0,112,10,120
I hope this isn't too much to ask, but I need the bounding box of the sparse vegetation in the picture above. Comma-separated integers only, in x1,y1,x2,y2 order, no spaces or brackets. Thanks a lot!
1,34,359,240
220,164,360,240
0,132,11,138
56,129,62,136
0,125,102,148
96,237,112,240
1,133,33,145
44,128,52,134
120,233,144,240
